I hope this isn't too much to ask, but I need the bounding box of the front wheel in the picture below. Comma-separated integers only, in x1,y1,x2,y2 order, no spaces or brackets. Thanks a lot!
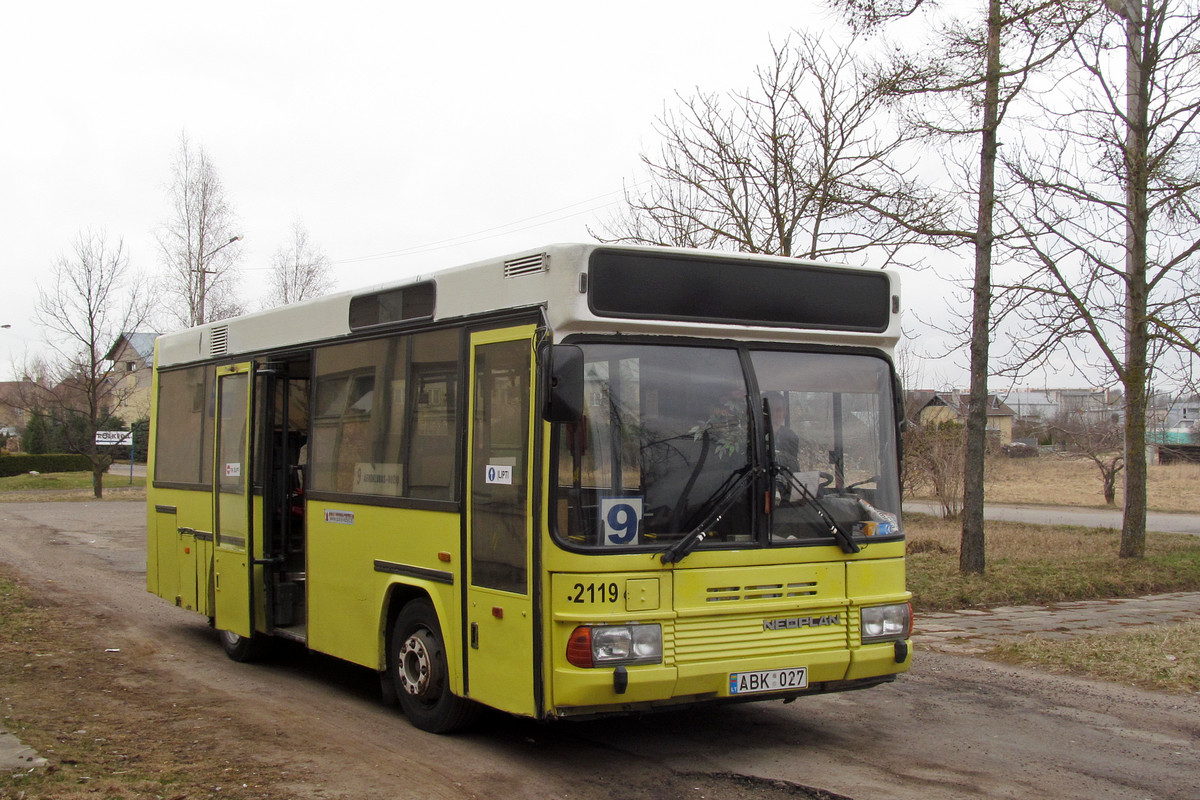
218,628,273,662
389,599,479,733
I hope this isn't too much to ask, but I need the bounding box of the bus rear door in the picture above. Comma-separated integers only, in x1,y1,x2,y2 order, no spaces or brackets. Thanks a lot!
213,364,255,640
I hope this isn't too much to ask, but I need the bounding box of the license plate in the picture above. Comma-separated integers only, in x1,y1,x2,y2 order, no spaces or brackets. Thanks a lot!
728,667,808,695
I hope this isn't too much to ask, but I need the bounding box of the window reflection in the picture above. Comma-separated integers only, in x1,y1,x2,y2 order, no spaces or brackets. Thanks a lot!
310,329,460,501
553,344,900,551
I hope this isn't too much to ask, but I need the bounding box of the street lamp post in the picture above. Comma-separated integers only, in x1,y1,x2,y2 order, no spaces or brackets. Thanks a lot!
195,235,242,326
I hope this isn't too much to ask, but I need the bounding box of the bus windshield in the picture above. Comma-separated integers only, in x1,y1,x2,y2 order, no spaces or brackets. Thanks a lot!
552,343,901,552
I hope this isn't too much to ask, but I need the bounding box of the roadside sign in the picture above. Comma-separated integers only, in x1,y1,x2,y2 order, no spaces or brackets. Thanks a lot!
95,430,133,446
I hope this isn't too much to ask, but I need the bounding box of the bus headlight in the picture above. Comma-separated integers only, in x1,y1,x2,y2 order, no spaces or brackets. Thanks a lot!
861,603,911,643
566,623,663,668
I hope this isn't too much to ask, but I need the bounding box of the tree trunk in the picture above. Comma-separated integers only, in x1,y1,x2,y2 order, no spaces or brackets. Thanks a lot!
1121,371,1147,557
1103,467,1117,506
1119,2,1148,560
960,0,1002,576
92,464,105,499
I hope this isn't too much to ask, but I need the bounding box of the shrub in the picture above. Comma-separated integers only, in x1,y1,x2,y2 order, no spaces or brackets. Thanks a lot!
903,420,965,518
1002,441,1039,458
0,454,93,477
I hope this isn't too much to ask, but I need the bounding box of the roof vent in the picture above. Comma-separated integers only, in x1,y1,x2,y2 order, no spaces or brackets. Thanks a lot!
504,253,548,278
209,326,229,358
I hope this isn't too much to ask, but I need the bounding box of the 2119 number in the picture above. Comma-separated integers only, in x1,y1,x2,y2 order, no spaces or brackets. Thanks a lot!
569,581,619,604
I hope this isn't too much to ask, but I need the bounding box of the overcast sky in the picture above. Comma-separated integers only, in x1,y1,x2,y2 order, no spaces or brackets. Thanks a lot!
0,1,1094,390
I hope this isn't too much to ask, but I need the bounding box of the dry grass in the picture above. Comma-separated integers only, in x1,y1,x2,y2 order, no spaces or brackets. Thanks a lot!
912,455,1200,513
989,621,1200,694
0,568,296,800
0,486,147,503
0,471,146,502
905,512,1200,612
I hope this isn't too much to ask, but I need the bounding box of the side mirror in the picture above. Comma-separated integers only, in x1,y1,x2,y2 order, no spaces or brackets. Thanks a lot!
542,344,584,423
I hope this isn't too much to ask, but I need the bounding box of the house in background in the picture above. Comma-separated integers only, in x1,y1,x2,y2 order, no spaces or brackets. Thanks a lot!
906,390,1016,445
0,381,29,430
1165,394,1200,430
104,331,158,423
1000,387,1122,427
1001,389,1059,422
0,334,156,452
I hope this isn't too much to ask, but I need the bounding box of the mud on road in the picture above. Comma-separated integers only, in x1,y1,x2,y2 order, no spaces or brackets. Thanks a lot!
2,501,1198,800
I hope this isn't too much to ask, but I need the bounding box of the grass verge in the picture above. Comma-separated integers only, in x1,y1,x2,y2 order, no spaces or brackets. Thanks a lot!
0,471,145,491
905,513,1200,612
0,471,145,502
989,622,1200,694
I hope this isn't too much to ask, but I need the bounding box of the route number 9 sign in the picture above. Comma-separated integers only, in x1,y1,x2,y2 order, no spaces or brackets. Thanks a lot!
600,497,643,546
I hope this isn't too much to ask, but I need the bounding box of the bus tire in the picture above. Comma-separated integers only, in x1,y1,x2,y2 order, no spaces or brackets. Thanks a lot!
219,629,272,662
390,599,479,733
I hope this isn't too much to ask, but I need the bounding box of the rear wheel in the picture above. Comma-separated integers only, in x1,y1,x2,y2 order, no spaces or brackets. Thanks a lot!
218,629,273,662
389,599,479,733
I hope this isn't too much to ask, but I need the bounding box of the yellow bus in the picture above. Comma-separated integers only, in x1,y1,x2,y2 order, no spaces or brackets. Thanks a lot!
146,243,911,732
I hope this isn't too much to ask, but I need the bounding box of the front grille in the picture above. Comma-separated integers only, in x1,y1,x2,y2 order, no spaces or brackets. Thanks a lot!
704,581,818,603
673,607,848,664
669,564,846,665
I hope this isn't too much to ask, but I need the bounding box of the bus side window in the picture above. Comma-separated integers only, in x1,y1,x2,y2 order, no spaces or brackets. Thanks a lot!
407,329,462,501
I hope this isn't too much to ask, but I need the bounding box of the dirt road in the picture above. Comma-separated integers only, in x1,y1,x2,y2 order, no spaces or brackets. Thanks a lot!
2,501,1197,800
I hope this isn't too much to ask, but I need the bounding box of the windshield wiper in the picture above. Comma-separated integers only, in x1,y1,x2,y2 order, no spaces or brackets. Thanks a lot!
774,466,861,554
660,466,762,564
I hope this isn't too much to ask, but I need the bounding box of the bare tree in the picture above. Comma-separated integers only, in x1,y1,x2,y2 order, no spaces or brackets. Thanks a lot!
831,0,1090,574
827,0,933,28
903,420,966,518
1050,410,1125,505
264,219,335,307
156,133,244,327
1000,0,1200,558
24,231,150,497
594,31,949,266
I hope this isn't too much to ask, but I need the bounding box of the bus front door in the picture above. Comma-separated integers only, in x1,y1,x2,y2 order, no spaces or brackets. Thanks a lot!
213,364,255,640
465,326,538,717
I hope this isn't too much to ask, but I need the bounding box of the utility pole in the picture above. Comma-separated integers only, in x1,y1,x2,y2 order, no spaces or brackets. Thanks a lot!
194,235,242,326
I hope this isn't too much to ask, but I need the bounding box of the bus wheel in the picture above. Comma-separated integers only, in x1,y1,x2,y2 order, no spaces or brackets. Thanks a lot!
390,599,479,733
219,629,272,662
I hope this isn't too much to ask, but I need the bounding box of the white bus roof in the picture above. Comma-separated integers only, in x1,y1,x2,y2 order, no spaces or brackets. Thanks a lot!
155,243,901,368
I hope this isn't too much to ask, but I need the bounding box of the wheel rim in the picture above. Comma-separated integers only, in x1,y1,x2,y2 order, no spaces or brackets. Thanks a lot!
220,629,240,647
398,629,438,700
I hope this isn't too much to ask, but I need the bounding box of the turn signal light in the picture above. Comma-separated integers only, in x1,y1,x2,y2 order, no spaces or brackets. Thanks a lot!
566,627,595,668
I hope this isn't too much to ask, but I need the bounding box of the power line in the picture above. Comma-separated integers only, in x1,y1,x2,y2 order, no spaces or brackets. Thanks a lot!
330,185,636,266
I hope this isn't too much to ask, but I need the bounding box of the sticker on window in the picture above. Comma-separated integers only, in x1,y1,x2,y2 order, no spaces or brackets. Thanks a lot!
600,497,643,546
486,464,513,485
354,462,403,496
